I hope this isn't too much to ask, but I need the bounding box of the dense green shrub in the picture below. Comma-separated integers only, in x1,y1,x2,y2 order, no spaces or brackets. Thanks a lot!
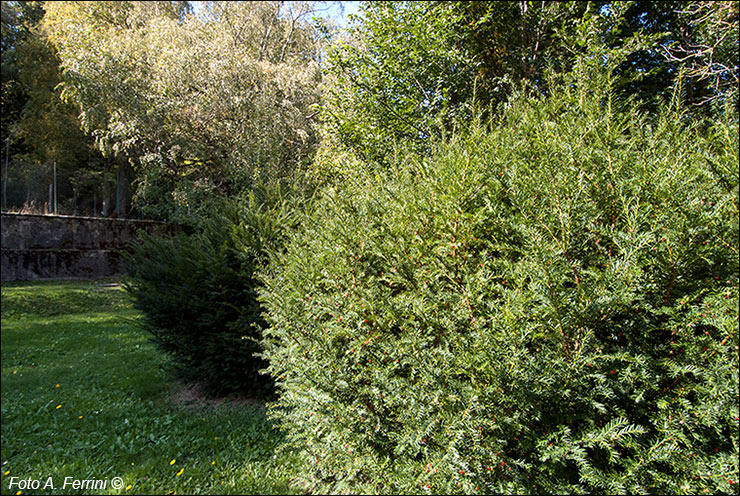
125,195,291,396
259,76,739,492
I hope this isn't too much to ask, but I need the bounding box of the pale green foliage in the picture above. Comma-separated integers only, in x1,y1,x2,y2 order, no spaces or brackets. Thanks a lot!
43,1,325,215
317,2,471,168
315,1,590,175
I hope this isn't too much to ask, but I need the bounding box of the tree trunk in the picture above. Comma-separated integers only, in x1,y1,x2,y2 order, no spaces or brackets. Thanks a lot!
117,160,133,218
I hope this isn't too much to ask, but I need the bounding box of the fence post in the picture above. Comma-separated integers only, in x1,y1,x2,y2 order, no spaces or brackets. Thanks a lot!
3,139,8,211
53,162,57,214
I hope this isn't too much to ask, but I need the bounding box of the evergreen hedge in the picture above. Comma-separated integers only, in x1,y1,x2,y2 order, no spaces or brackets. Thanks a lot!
259,80,739,493
125,196,290,396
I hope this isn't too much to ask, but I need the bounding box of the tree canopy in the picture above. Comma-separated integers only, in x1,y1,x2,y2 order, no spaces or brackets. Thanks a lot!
2,1,738,216
42,0,328,218
315,0,738,175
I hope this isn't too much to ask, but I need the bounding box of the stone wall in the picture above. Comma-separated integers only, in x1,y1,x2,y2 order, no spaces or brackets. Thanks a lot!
1,213,178,281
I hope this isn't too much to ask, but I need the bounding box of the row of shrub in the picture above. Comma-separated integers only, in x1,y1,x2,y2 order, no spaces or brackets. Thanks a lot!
124,73,738,492
123,191,294,397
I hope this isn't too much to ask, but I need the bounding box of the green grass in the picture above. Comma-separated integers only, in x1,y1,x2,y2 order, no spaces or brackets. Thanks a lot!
1,279,299,495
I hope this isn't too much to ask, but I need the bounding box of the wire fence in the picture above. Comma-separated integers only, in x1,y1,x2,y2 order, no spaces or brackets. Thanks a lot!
1,159,119,218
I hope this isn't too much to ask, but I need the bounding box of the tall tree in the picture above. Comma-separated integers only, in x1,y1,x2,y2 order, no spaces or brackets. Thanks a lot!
1,1,43,150
43,1,327,219
317,1,589,169
661,1,738,108
1,1,43,210
2,1,112,215
317,0,739,177
588,1,738,112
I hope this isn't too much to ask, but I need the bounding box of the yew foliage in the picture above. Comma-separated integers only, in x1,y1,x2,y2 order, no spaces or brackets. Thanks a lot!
260,72,739,493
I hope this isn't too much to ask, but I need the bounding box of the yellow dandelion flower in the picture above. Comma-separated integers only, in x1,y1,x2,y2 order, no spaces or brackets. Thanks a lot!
55,405,62,409
55,384,60,388
170,459,176,465
126,484,132,491
211,461,215,465
78,416,83,419
4,470,10,475
16,491,22,495
176,468,184,477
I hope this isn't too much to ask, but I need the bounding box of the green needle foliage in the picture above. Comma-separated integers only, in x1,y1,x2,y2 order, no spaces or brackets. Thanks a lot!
124,195,291,397
259,66,739,493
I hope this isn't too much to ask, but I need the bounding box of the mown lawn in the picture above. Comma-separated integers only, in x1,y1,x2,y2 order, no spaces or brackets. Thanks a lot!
1,279,298,495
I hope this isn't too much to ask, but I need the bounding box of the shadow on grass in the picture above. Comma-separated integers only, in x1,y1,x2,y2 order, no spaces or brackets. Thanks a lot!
1,279,300,495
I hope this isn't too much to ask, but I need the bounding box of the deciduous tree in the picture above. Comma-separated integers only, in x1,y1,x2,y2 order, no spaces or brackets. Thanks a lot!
43,1,327,219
